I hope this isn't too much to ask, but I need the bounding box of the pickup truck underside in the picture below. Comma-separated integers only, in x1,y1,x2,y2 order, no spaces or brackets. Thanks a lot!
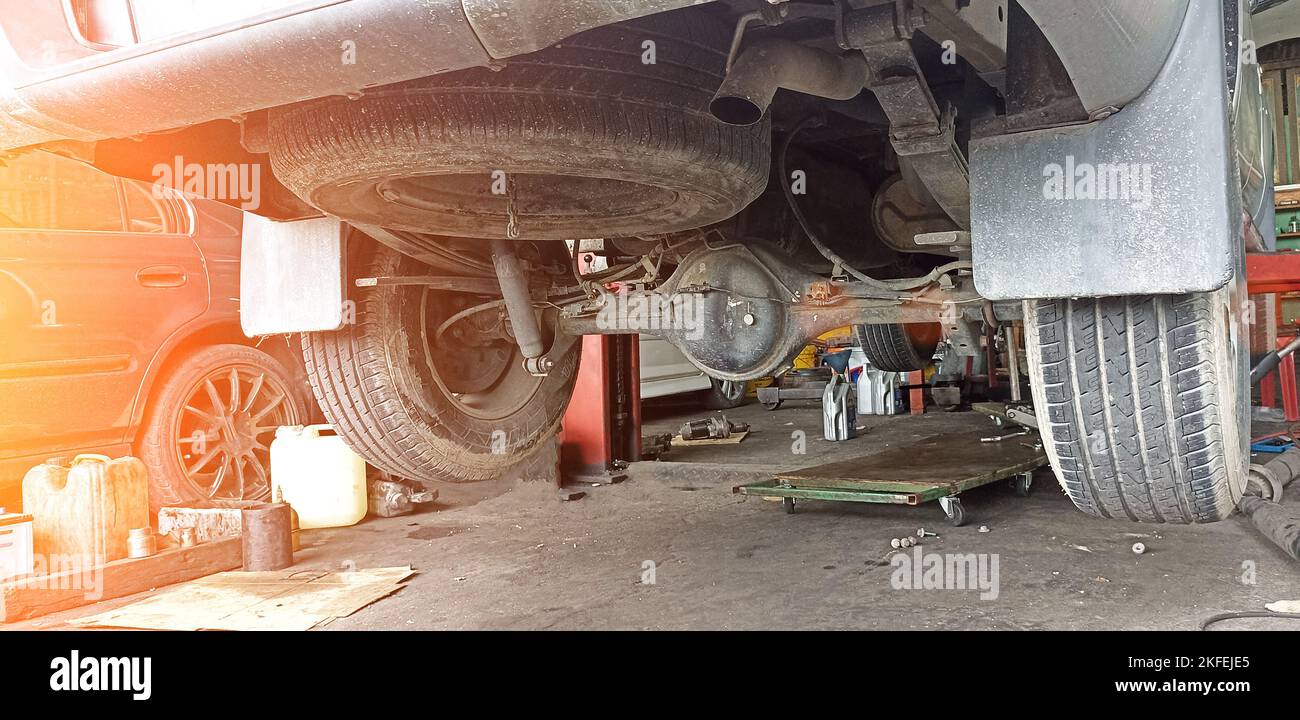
0,0,1286,524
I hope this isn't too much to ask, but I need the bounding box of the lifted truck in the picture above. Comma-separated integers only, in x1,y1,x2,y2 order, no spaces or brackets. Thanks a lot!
0,0,1289,523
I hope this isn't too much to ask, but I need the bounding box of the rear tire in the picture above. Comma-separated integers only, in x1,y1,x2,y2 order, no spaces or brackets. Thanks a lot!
301,242,580,483
854,323,940,372
1024,286,1249,523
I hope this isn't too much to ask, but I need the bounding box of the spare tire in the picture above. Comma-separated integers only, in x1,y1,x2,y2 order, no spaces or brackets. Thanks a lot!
268,10,770,239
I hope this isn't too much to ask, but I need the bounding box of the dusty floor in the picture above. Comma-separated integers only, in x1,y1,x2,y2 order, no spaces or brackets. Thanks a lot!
10,398,1300,630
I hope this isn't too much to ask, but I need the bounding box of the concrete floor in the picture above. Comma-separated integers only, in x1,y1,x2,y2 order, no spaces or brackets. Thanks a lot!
10,397,1300,630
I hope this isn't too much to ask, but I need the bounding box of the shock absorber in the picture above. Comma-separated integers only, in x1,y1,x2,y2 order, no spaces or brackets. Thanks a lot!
490,239,552,375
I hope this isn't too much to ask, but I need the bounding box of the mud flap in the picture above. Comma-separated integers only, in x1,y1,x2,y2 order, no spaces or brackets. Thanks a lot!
240,215,347,336
969,0,1239,300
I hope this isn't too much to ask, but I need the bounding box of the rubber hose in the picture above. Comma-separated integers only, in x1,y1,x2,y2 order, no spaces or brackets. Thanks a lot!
1238,496,1300,561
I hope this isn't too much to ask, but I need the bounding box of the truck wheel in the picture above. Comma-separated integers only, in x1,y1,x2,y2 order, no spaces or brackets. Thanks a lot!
1024,287,1249,523
301,242,579,483
268,10,768,240
854,323,940,372
138,344,306,512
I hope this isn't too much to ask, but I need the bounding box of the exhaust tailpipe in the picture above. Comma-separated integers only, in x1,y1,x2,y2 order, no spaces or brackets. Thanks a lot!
710,39,871,126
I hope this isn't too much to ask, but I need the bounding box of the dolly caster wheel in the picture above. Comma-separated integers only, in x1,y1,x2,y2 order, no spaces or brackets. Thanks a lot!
762,399,783,411
782,496,796,514
939,496,966,527
1012,472,1033,497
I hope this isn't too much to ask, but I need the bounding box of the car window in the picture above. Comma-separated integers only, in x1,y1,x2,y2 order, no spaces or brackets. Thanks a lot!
0,151,124,232
123,180,169,233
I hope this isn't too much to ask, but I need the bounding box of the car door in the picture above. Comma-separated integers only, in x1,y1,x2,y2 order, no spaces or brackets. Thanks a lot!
0,151,208,464
638,335,711,400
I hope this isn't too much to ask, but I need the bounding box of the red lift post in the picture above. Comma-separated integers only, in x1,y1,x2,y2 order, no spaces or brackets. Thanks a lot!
557,248,642,489
1248,252,1300,422
559,334,642,485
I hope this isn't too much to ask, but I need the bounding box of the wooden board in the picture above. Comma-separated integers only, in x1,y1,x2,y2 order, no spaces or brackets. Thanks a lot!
1276,185,1300,207
673,430,749,446
1,537,242,623
774,430,1046,494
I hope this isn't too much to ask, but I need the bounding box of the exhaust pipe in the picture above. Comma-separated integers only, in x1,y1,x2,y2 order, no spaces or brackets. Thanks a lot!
710,39,871,126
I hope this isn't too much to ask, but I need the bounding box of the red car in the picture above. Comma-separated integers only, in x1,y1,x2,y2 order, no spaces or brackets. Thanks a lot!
0,150,312,512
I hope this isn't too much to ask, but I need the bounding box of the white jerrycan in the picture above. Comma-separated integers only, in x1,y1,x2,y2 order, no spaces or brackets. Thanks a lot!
270,425,368,529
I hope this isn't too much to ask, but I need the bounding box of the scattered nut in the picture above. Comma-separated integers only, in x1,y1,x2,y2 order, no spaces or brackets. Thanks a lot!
891,538,902,549
1131,542,1146,555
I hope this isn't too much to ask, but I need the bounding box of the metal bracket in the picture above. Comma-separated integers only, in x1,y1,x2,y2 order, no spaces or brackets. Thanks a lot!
836,1,971,230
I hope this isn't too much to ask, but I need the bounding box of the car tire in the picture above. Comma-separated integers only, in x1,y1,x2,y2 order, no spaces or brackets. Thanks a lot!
1024,285,1250,523
703,377,748,410
267,10,769,240
301,242,580,483
854,323,940,372
137,344,307,513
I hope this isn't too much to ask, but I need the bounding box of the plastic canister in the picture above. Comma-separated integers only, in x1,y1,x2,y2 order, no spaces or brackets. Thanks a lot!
270,425,368,529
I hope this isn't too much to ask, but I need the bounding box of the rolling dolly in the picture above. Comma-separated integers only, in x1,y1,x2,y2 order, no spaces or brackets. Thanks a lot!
733,424,1047,526
756,367,833,411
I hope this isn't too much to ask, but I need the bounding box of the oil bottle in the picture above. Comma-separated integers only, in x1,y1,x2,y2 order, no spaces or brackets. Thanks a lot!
273,485,301,553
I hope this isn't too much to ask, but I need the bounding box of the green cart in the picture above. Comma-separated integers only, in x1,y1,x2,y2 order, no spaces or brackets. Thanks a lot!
733,428,1048,526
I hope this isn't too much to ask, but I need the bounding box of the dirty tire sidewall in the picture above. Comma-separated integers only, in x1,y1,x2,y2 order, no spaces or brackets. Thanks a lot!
301,244,580,483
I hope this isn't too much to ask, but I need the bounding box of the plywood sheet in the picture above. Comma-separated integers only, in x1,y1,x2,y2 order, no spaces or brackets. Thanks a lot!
69,566,413,631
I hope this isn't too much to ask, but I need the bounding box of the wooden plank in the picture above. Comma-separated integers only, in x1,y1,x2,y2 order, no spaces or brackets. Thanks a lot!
774,430,1046,493
1276,185,1300,207
1,537,242,623
673,430,749,446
